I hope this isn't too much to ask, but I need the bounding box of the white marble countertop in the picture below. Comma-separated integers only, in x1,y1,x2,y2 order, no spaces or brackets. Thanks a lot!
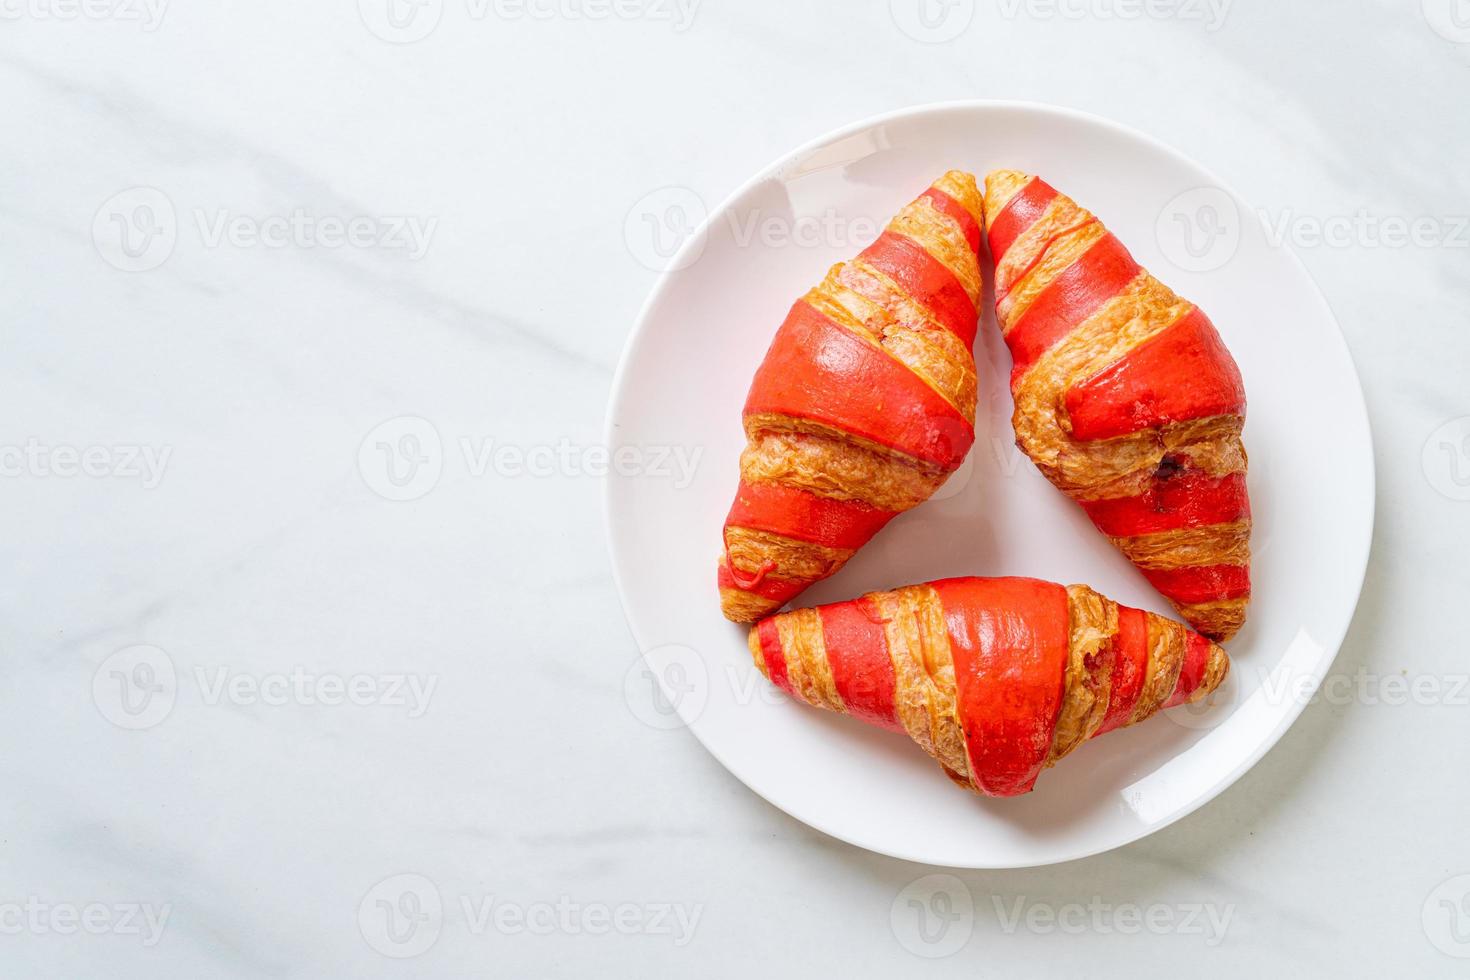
2,2,1467,976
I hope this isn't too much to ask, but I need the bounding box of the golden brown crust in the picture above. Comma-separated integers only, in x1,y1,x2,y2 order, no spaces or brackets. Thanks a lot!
1131,615,1187,725
722,525,852,583
727,587,783,624
885,202,982,307
748,625,765,676
1000,213,1111,328
720,171,986,622
1197,640,1232,700
1113,520,1253,570
983,169,1251,641
1172,599,1249,644
982,169,1030,224
774,608,844,713
750,579,1232,793
933,170,987,232
1047,585,1117,765
1011,277,1203,492
881,585,970,778
814,266,977,424
739,417,950,513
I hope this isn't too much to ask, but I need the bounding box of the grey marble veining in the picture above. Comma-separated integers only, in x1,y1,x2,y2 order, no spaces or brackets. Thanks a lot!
1,1,1467,976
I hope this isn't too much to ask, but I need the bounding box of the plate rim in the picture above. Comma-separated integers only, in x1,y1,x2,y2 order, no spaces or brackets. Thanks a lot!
603,99,1377,869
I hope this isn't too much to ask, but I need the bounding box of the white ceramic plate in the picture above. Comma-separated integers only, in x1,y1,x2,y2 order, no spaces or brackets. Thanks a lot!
605,102,1374,868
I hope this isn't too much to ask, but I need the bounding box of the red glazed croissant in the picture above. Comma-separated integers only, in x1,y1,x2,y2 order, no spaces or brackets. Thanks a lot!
719,172,985,622
984,171,1251,641
750,576,1229,797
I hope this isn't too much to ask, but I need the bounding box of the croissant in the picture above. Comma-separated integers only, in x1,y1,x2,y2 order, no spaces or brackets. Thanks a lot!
983,171,1251,641
719,172,985,622
750,576,1229,797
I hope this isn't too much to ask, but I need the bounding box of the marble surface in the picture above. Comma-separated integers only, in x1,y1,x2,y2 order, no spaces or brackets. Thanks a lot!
1,1,1467,976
